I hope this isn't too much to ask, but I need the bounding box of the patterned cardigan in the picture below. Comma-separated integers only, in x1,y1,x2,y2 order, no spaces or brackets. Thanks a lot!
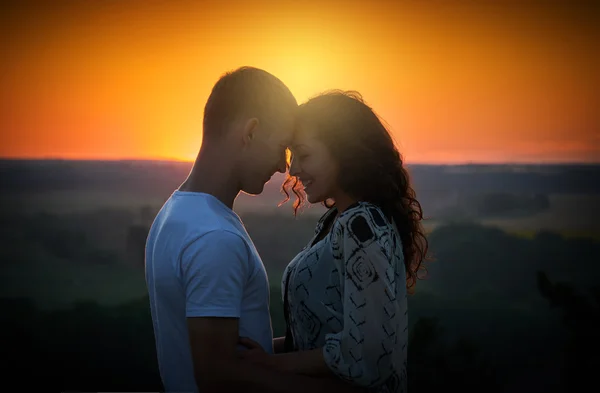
282,201,408,393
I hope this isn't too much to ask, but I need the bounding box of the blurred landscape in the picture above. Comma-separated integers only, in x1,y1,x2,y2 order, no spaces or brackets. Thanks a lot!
1,159,599,392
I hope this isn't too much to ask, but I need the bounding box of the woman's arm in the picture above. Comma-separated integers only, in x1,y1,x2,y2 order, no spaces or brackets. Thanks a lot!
271,348,332,376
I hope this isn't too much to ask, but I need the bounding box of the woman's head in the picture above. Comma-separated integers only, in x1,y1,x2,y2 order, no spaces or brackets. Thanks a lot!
281,90,429,292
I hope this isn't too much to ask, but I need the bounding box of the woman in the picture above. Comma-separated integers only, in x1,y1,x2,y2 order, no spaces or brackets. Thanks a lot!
240,90,429,393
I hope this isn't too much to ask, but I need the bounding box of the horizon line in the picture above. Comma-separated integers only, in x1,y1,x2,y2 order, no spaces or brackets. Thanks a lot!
1,156,599,166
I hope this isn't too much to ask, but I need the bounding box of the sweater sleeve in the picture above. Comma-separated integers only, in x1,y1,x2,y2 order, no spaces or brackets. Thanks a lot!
322,209,405,388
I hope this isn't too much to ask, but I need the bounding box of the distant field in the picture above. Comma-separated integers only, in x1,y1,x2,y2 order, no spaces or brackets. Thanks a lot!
1,180,598,311
0,189,327,217
0,190,169,215
0,244,288,317
3,189,598,234
509,229,600,241
0,255,148,310
481,194,600,234
4,161,599,392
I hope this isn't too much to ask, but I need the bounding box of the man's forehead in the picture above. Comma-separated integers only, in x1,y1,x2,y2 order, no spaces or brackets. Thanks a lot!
263,111,294,142
264,130,292,149
279,134,293,147
274,125,294,145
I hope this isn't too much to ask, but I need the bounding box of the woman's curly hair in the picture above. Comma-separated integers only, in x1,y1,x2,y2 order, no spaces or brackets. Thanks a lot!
281,90,430,292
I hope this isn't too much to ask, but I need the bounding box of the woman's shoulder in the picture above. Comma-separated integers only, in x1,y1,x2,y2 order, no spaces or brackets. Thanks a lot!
336,201,388,229
329,202,401,265
316,206,337,224
313,206,337,234
331,201,392,247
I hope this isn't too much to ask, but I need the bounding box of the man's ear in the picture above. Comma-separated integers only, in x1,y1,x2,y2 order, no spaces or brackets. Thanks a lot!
241,118,259,147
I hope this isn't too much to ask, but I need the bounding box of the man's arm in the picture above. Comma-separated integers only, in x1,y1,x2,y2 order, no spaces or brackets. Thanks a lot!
182,231,368,393
188,317,368,393
273,336,286,354
240,337,332,377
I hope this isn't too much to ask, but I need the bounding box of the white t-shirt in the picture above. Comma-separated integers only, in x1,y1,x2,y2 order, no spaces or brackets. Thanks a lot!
145,191,273,393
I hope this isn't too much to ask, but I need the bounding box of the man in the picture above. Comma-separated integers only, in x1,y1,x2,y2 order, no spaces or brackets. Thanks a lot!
145,67,365,393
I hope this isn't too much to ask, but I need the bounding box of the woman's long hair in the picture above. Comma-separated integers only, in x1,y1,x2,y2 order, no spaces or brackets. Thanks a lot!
281,90,430,292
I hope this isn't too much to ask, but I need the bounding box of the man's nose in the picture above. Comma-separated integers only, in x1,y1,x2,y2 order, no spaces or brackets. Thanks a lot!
276,153,287,174
288,156,300,177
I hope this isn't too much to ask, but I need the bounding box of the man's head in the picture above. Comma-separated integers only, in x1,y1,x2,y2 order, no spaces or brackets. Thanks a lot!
202,66,297,195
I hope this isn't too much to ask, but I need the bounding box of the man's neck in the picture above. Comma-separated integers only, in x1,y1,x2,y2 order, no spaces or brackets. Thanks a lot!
178,148,240,210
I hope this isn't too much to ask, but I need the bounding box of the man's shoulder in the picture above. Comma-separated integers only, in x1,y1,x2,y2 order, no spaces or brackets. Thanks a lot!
181,229,254,279
161,192,220,219
156,193,242,232
189,228,247,248
182,228,253,264
148,197,247,257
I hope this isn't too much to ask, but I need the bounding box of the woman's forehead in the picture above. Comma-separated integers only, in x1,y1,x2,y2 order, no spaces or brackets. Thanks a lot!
291,123,317,142
290,134,322,152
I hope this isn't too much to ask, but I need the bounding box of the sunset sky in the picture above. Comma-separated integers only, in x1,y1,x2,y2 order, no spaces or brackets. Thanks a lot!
1,0,598,163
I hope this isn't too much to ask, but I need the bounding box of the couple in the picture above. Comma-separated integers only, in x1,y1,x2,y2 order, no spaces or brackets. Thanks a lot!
145,66,428,393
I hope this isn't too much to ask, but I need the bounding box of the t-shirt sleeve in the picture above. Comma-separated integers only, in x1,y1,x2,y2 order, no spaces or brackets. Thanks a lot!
323,209,404,388
181,230,250,318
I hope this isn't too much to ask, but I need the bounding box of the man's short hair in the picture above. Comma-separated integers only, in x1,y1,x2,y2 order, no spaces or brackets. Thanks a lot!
202,66,297,140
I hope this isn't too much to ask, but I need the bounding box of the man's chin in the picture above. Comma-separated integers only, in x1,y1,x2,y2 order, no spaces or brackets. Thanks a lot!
241,184,265,196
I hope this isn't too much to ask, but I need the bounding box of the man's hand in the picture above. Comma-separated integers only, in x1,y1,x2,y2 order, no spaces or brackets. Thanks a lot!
273,336,286,354
190,318,369,393
238,336,275,368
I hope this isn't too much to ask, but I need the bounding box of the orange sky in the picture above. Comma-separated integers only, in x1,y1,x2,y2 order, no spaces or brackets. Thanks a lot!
1,0,598,163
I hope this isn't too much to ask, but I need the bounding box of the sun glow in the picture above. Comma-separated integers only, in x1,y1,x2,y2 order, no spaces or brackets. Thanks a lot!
1,0,597,163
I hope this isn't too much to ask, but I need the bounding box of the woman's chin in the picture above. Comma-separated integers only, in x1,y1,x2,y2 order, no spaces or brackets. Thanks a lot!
306,192,324,205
